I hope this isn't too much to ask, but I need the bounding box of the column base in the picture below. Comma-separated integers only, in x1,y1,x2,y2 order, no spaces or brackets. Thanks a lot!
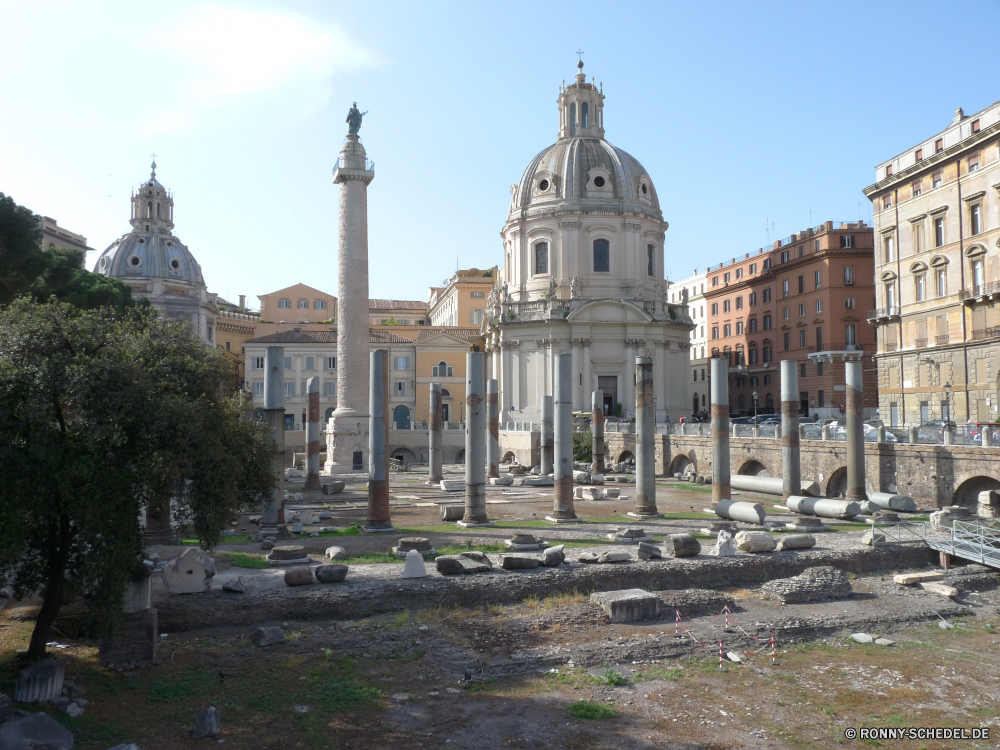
362,524,398,534
143,528,176,546
303,474,320,490
627,512,664,520
544,515,579,524
456,520,494,528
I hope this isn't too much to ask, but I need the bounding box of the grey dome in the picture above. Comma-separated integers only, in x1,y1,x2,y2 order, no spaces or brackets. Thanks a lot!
512,136,660,214
95,231,205,285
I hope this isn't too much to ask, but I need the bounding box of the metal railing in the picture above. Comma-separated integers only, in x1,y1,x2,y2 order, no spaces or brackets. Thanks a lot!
959,280,1000,300
972,326,1000,341
867,307,901,322
806,342,863,353
337,156,375,171
921,519,1000,569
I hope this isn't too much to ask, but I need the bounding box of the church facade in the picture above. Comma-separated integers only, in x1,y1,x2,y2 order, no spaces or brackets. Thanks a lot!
484,63,694,422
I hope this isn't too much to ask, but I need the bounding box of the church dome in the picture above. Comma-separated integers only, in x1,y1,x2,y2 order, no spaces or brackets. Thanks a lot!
511,136,660,214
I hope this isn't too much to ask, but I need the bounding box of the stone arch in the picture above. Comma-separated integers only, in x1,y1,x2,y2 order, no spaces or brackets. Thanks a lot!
826,466,848,498
670,454,694,476
617,450,635,464
501,450,516,464
952,475,1000,509
738,459,768,476
390,447,417,464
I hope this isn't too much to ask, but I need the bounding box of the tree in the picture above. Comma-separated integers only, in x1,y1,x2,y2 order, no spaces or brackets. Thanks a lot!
0,192,133,312
0,298,275,658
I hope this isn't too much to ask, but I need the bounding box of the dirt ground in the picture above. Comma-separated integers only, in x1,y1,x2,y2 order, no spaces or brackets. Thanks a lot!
1,470,996,749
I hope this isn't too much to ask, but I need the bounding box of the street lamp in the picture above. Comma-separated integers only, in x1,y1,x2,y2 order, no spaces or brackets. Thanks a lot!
752,390,759,422
943,382,952,424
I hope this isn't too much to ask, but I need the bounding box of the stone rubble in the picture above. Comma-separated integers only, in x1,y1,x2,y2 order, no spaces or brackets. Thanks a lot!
734,531,777,553
161,548,216,594
761,566,853,604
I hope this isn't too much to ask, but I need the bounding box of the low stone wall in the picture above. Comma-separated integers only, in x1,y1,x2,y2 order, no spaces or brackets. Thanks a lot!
498,430,540,468
99,608,158,668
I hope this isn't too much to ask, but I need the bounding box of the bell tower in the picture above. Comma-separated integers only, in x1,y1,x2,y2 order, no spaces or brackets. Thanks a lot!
557,61,605,139
130,160,175,233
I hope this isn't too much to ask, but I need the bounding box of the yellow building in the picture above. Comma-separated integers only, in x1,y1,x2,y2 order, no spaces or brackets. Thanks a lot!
428,268,496,328
258,283,336,325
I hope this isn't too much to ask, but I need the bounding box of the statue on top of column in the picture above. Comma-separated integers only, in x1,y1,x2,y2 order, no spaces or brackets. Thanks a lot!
347,102,368,135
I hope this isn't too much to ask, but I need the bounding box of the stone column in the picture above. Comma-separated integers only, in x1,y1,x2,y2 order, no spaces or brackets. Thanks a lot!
654,342,667,422
780,359,801,501
571,339,582,411
261,345,285,534
622,340,635,419
547,353,577,522
304,376,321,490
328,131,374,474
540,395,554,474
365,349,395,533
710,357,730,508
460,351,489,526
845,360,868,502
487,378,500,478
631,357,661,518
582,339,592,402
591,390,605,475
500,343,511,419
428,383,443,481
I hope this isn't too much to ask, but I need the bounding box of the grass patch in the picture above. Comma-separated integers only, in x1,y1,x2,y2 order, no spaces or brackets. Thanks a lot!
567,701,617,720
673,482,712,493
597,667,628,687
215,551,267,569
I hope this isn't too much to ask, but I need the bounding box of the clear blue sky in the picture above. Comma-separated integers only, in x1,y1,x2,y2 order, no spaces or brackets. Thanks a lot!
2,0,998,308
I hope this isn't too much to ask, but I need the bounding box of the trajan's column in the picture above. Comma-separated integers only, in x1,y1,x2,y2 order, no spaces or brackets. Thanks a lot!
326,103,374,474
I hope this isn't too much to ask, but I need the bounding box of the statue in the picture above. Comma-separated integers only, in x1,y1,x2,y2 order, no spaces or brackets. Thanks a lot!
570,276,580,299
681,287,689,306
501,282,511,305
547,277,558,300
346,102,368,135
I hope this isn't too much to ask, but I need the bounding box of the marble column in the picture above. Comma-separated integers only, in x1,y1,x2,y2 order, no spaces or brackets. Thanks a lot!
571,339,582,411
487,378,499,478
845,360,868,501
365,349,395,533
262,345,285,534
428,383,443,481
654,341,667,422
631,356,661,518
460,351,489,526
546,353,577,522
779,359,801,501
591,390,605,475
710,357,730,508
304,376,321,490
540,395,553,474
500,342,512,421
582,339,592,400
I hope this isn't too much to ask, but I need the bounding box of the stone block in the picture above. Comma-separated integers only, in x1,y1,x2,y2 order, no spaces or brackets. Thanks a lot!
524,476,554,486
14,659,65,702
402,549,427,578
893,571,944,585
775,534,816,551
577,551,599,563
499,554,540,570
590,474,605,485
315,564,348,583
283,566,314,586
918,581,958,597
573,470,591,483
435,553,492,575
458,551,493,568
590,589,659,622
540,544,565,567
192,706,221,739
733,531,776,553
290,522,304,533
222,576,246,593
393,537,436,558
161,548,216,594
99,608,158,669
762,566,852,604
850,633,873,643
609,527,653,544
604,487,621,499
325,545,347,560
319,510,333,519
267,545,309,566
489,476,513,486
440,505,464,521
577,487,605,501
663,533,701,558
251,626,284,647
637,542,662,560
708,530,735,556
296,509,314,525
860,529,886,546
598,549,632,563
505,533,544,550
0,712,73,750
322,481,345,495
440,479,464,492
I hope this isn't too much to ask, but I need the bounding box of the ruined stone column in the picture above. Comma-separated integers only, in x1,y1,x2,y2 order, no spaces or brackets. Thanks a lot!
261,345,285,534
710,357,730,507
428,383,443,482
304,376,321,490
487,378,500,479
365,349,395,533
327,131,374,474
631,357,661,518
591,390,605,475
540,395,554,474
460,352,489,526
845,360,868,502
780,359,801,501
547,353,577,522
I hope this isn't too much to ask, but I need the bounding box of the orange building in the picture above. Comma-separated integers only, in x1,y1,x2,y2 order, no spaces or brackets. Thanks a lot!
704,221,878,418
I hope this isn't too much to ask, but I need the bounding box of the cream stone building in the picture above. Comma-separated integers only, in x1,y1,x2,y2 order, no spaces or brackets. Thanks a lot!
864,101,1000,426
428,269,495,327
39,216,93,266
94,162,217,345
483,62,694,422
670,270,710,417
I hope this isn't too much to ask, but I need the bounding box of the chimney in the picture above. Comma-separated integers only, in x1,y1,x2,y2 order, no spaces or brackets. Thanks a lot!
825,221,833,231
239,294,246,309
953,107,965,124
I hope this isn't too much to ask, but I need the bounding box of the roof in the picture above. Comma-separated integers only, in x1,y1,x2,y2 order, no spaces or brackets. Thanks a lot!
96,230,205,286
416,328,482,342
245,328,413,345
257,282,336,300
369,299,429,311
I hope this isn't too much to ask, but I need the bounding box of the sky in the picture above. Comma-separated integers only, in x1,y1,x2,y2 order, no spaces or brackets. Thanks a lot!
2,0,999,309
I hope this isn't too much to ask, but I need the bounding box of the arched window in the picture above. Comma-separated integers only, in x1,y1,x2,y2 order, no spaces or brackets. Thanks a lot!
534,242,548,275
146,202,152,219
581,101,589,128
432,361,453,377
593,238,610,273
569,103,576,136
647,244,654,276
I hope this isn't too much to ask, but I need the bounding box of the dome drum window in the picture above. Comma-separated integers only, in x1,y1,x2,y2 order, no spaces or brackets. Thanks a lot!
169,259,181,271
538,179,549,192
99,257,107,269
586,167,613,196
128,255,141,268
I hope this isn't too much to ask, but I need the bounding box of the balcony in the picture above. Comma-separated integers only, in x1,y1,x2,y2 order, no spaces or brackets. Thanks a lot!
959,280,1000,302
915,338,928,348
728,364,748,375
972,326,1000,342
867,306,901,323
806,342,864,362
885,341,898,352
935,334,950,345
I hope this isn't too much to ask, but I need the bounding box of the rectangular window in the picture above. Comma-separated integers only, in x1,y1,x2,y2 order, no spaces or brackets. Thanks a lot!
783,332,790,351
693,370,697,382
915,273,925,301
912,180,921,197
885,164,893,177
593,239,610,272
723,324,731,337
844,266,854,286
325,356,336,370
325,382,335,397
749,263,757,274
815,327,823,350
913,221,924,253
314,299,327,310
783,307,789,320
711,302,719,315
252,356,265,369
471,291,485,298
751,375,758,385
815,299,822,313
305,356,314,370
395,356,409,370
970,204,981,235
932,171,942,187
798,245,804,258
763,348,772,364
284,356,292,370
736,296,743,310
845,324,857,346
915,148,923,161
969,153,980,172
736,268,743,279
817,361,824,376
285,382,294,397
780,250,789,263
934,217,945,247
763,258,771,270
711,326,719,340
814,270,821,289
297,300,308,309
818,390,825,408
712,276,719,287
935,138,943,153
748,292,756,306
749,349,758,365
798,330,806,348
800,363,807,377
252,381,263,397
647,245,655,276
797,275,804,294
736,321,743,334
395,381,406,396
840,235,855,248
972,118,981,134
764,373,771,384
763,314,771,329
844,297,855,309
749,318,757,332
782,280,789,298
935,268,947,297
470,309,484,325
884,235,895,262
763,288,771,303
279,299,291,308
883,195,892,209
798,303,805,317
723,300,730,313
534,242,548,274
724,272,731,283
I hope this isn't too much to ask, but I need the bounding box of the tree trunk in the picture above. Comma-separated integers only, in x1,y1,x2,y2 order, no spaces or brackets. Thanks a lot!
27,514,72,659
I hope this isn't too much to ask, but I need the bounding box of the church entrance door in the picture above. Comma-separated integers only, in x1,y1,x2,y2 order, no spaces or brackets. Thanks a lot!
598,376,617,416
393,405,410,429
